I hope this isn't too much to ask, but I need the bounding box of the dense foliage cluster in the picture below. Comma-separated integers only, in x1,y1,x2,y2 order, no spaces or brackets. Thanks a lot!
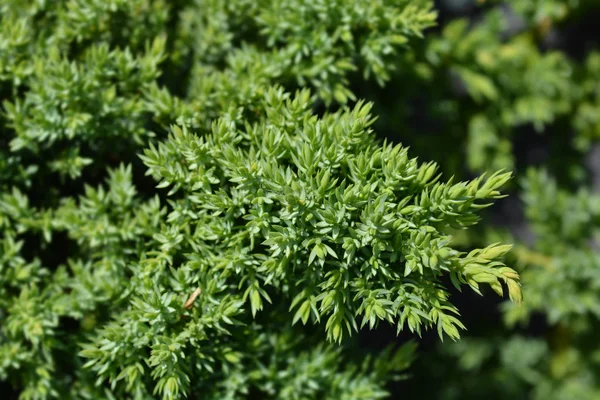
0,0,598,399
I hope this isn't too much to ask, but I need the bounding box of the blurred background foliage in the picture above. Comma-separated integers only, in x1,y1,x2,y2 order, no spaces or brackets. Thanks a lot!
383,0,600,399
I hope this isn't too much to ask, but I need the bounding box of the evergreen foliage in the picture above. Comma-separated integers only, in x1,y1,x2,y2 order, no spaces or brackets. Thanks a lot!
0,0,598,399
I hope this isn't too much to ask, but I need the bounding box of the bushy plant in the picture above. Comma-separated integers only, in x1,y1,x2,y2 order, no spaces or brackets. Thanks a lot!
0,0,598,399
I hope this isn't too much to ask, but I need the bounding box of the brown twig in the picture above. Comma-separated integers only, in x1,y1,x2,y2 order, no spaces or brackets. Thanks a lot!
183,288,201,310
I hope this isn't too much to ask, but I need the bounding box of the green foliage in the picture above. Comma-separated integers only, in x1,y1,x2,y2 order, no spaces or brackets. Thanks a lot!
175,0,436,107
0,0,521,399
415,169,600,400
4,0,600,399
363,0,600,176
138,89,518,344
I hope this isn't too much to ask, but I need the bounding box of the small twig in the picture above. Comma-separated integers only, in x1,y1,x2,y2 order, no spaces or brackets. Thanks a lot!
183,288,201,310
